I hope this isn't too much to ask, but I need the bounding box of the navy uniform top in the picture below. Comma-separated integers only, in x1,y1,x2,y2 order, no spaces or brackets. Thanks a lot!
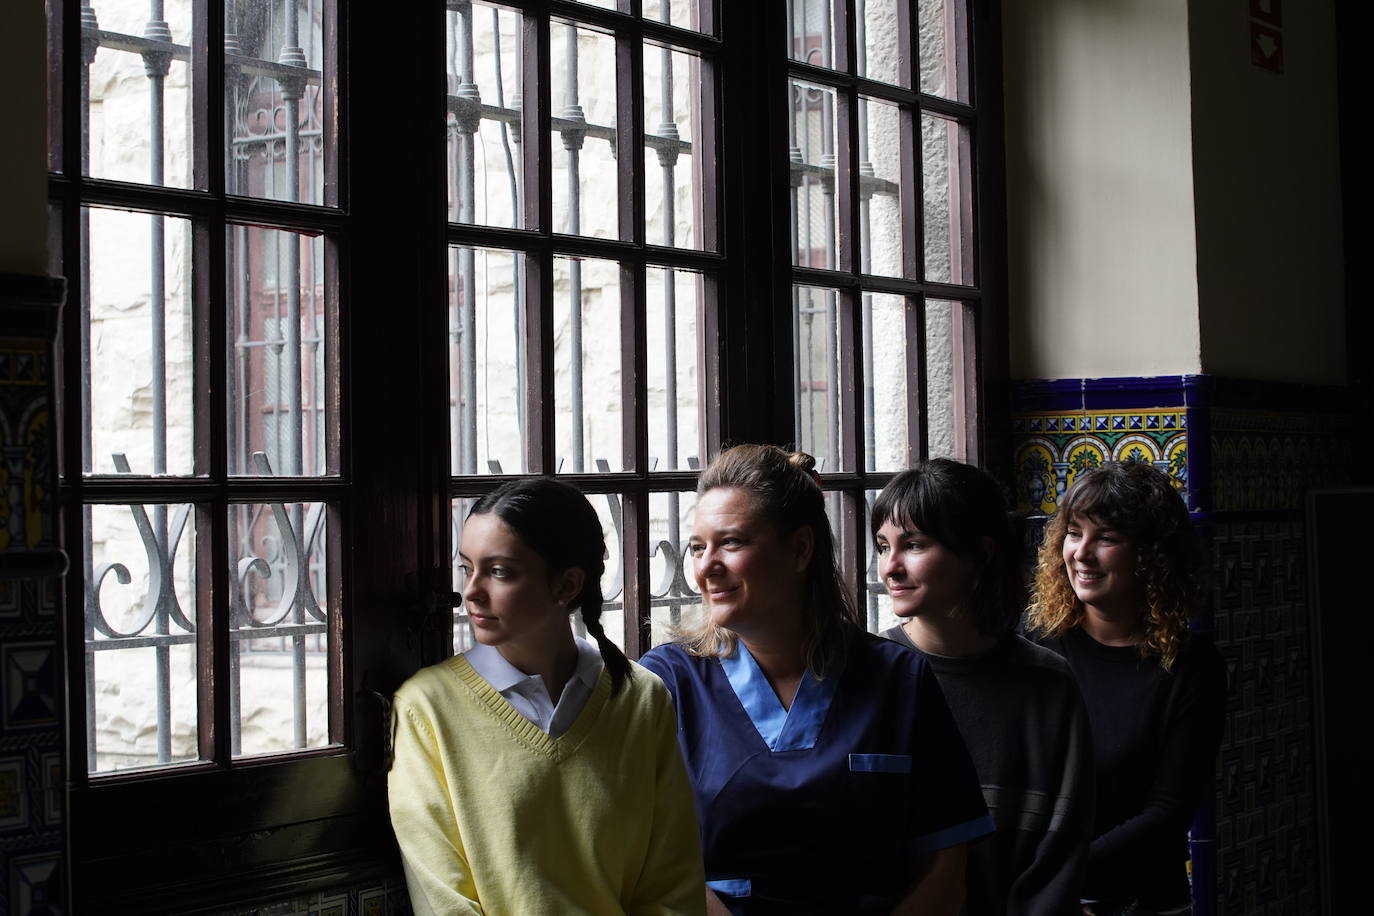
641,629,994,915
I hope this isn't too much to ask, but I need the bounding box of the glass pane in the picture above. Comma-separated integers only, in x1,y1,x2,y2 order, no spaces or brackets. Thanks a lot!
863,489,898,634
86,503,198,773
863,293,910,472
924,298,974,460
793,284,846,473
84,0,194,188
230,501,333,758
228,225,333,477
644,0,712,34
790,80,840,269
552,23,620,240
859,96,905,278
918,0,969,101
921,113,972,285
450,247,527,475
554,257,624,473
85,207,194,477
645,44,710,251
859,0,902,86
647,267,702,473
648,490,700,648
446,2,523,229
228,0,329,205
573,0,621,9
788,0,835,70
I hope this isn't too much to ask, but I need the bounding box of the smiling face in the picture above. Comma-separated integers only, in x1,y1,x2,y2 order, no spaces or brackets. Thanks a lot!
688,487,813,640
1061,512,1140,617
874,519,979,621
459,512,579,656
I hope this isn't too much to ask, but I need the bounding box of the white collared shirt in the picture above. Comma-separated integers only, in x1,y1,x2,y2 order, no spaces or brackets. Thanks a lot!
464,636,605,737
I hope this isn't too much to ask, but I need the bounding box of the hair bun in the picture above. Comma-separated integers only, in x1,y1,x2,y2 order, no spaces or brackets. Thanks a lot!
787,450,823,488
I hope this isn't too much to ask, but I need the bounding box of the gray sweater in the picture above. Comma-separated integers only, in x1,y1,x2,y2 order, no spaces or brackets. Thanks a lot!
882,626,1094,916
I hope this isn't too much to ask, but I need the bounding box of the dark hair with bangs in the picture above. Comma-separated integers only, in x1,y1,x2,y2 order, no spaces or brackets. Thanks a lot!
870,459,1022,636
1026,460,1207,670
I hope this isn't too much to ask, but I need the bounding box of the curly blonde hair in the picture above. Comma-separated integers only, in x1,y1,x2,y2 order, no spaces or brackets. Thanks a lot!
1027,461,1208,671
677,444,860,678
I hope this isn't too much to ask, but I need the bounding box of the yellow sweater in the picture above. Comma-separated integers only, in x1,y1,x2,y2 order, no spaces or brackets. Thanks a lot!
388,656,705,916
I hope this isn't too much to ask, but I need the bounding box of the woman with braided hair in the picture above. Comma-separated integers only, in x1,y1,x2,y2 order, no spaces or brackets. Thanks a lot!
642,444,991,915
388,477,705,915
1028,461,1227,916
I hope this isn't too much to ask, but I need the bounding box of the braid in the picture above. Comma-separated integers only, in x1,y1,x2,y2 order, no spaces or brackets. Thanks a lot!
576,577,632,694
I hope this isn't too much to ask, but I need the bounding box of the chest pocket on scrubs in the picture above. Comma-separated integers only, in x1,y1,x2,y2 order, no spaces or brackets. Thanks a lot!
846,752,916,879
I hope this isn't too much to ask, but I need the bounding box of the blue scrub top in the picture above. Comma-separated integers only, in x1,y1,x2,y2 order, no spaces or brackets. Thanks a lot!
642,630,994,914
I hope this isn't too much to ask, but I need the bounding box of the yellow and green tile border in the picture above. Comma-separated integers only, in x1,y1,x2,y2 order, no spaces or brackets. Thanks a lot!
1011,409,1187,516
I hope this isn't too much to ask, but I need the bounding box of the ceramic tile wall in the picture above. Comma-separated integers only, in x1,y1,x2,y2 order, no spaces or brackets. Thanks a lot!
0,277,66,916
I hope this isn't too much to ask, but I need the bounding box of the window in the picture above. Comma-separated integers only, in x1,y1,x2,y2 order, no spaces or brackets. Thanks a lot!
48,0,1003,908
49,0,354,905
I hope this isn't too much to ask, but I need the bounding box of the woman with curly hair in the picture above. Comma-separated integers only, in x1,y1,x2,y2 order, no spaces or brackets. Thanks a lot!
642,444,992,915
1027,461,1227,916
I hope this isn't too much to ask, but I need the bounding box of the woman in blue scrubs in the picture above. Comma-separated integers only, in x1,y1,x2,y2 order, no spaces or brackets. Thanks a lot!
641,444,993,915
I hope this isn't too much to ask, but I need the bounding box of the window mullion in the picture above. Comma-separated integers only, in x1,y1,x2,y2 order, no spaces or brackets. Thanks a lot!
912,295,934,458
830,0,852,75
954,303,979,464
525,15,551,233
895,0,916,90
695,50,719,253
620,263,645,474
835,86,859,473
622,490,649,657
950,0,973,106
525,249,555,475
322,1,342,209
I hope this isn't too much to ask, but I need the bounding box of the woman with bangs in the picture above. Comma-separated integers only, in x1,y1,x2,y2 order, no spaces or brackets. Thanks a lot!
1028,461,1227,916
873,459,1094,916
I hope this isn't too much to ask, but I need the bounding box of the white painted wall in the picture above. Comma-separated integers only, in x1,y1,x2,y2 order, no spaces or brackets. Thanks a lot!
1004,0,1203,381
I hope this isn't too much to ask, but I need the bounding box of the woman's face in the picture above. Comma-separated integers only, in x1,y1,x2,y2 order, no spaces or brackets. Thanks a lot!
1061,512,1139,616
688,487,813,640
459,513,576,652
874,519,978,620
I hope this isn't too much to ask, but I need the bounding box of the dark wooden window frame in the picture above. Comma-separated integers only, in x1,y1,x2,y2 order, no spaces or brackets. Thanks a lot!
47,0,1006,911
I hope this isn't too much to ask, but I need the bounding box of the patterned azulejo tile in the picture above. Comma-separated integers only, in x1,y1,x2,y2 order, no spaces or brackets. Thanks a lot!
1011,409,1188,515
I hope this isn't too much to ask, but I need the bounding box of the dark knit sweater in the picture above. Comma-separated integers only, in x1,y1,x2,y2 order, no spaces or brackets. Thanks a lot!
883,627,1094,916
1040,626,1227,908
